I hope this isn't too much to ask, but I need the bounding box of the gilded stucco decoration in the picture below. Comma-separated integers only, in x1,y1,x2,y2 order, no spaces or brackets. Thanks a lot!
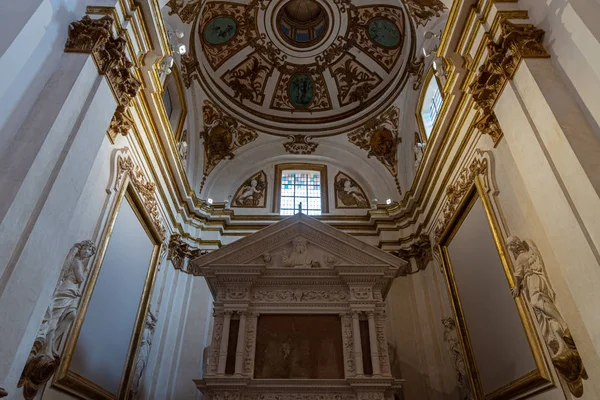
171,0,414,135
200,100,258,193
19,240,97,400
403,0,446,27
168,233,207,271
64,15,141,140
334,172,369,209
470,20,548,146
283,134,319,154
117,156,167,240
507,236,588,397
232,170,268,208
434,154,488,242
347,106,402,195
390,234,432,274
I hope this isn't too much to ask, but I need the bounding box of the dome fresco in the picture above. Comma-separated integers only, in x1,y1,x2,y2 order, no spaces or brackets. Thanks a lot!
192,0,413,135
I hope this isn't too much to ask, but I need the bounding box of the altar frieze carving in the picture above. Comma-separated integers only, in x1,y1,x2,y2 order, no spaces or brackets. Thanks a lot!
340,313,355,374
252,288,349,303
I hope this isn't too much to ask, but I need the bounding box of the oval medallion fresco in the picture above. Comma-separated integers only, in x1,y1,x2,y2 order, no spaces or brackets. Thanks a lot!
368,19,400,48
289,73,314,108
204,17,238,45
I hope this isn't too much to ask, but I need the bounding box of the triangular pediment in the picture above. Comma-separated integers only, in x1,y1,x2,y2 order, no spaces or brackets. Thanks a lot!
190,213,407,270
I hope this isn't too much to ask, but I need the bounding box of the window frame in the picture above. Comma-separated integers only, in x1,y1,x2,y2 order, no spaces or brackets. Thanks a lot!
416,66,444,143
162,64,188,141
273,163,328,214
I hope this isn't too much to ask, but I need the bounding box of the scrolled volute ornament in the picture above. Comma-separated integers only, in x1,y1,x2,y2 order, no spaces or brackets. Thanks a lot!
18,240,97,400
507,236,588,397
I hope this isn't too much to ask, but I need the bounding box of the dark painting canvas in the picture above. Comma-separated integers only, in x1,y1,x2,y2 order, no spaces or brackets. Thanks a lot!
254,315,344,379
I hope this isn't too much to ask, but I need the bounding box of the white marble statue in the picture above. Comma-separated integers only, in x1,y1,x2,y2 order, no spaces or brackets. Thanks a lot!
507,236,587,396
442,318,471,399
130,310,158,399
281,237,320,268
19,240,97,399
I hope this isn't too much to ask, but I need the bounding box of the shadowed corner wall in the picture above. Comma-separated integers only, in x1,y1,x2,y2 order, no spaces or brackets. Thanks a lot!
385,262,460,400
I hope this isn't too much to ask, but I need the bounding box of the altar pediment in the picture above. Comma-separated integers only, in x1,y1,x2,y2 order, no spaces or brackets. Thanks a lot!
190,213,408,270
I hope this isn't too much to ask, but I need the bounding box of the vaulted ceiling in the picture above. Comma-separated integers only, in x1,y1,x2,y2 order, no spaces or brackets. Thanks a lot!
162,0,449,205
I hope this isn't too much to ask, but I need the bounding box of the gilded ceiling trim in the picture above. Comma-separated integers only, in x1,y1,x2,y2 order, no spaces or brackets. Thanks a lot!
221,52,275,106
330,53,383,106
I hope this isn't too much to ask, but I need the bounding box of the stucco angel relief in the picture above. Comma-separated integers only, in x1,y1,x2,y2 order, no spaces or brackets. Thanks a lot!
334,172,369,208
232,170,267,208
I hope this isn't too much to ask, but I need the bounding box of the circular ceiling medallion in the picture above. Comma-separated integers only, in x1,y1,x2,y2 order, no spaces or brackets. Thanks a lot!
368,19,401,48
277,0,329,48
289,73,314,108
204,17,238,45
195,0,413,135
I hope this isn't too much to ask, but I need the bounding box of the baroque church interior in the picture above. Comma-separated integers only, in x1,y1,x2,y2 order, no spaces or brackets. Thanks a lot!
1,0,600,399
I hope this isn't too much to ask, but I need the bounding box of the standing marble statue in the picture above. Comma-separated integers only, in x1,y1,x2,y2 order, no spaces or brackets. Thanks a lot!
19,240,97,400
442,318,471,400
281,237,320,268
507,236,588,397
130,310,158,399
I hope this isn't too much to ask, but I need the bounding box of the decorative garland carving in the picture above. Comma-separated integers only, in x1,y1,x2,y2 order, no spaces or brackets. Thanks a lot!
283,135,319,155
375,315,391,375
243,313,258,374
470,20,548,146
117,156,167,240
507,237,588,397
408,56,425,91
64,15,140,140
200,100,258,193
180,53,200,88
434,154,488,242
18,240,97,400
390,234,433,274
168,233,207,271
403,0,446,27
347,107,402,195
208,313,224,375
252,289,349,303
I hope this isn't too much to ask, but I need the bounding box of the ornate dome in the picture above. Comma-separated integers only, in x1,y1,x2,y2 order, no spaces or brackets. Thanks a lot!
278,0,328,47
193,0,414,135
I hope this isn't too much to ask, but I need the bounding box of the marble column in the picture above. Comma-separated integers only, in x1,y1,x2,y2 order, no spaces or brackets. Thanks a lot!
367,311,381,375
217,311,232,375
234,311,247,375
351,311,364,376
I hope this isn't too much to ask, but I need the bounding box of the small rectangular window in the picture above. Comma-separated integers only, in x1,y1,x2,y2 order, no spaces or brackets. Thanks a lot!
280,170,322,215
420,76,443,139
163,87,173,119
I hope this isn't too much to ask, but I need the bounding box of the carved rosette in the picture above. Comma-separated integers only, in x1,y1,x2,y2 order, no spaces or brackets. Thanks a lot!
64,15,140,140
117,156,167,240
390,234,433,274
341,313,356,375
470,20,548,146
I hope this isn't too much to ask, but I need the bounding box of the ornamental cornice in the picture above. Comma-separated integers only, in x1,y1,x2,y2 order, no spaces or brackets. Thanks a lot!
390,234,433,275
469,20,548,146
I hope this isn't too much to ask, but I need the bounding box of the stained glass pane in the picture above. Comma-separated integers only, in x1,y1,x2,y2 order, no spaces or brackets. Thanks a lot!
280,170,322,215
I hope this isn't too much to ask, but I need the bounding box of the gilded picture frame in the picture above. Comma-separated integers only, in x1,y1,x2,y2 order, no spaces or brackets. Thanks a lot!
437,176,553,399
53,172,162,399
